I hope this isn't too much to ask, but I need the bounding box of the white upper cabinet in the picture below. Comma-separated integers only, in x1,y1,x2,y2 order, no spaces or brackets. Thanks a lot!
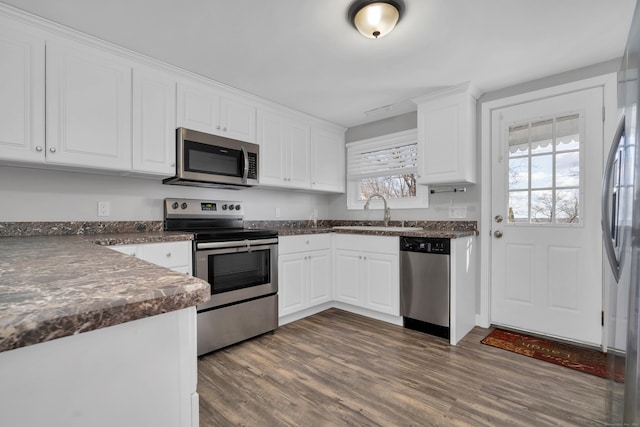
132,66,176,176
257,108,310,189
46,38,132,171
177,81,256,143
310,127,345,193
0,18,45,163
414,82,480,185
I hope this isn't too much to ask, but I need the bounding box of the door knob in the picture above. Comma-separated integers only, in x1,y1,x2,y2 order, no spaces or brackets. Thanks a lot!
494,230,503,238
494,215,503,223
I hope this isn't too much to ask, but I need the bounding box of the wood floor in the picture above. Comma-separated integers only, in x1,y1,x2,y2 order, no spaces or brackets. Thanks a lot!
198,309,623,426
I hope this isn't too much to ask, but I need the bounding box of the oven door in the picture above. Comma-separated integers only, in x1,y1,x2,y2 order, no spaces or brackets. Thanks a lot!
194,239,278,311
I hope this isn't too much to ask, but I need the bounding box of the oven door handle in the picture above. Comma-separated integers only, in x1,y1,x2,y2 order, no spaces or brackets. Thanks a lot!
196,238,278,250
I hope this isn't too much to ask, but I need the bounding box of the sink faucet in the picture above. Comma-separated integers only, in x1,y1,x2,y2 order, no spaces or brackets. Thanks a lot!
364,193,391,226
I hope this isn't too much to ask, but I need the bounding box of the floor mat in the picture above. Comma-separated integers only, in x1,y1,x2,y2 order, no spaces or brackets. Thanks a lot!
481,328,625,383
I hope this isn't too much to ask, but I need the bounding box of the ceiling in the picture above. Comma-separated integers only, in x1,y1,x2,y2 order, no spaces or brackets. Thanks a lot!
2,0,636,128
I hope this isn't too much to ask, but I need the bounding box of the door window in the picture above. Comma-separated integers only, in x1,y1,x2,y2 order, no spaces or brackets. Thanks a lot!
507,113,582,224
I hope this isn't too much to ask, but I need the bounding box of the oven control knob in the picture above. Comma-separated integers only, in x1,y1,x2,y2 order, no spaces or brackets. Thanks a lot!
222,204,228,210
181,202,188,210
235,204,241,210
172,202,179,210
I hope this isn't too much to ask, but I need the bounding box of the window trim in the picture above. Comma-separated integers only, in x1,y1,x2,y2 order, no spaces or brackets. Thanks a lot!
346,129,429,210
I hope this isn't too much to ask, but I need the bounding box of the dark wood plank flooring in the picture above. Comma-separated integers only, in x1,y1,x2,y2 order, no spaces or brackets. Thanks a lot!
198,308,623,426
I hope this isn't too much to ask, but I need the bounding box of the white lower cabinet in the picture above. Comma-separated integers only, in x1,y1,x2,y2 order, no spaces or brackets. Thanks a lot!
109,241,192,274
279,235,332,317
333,234,399,316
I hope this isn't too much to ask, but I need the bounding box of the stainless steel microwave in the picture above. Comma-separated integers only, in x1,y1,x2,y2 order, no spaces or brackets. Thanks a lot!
163,128,259,188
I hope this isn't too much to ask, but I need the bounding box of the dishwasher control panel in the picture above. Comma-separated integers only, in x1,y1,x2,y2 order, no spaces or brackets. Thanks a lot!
400,237,450,254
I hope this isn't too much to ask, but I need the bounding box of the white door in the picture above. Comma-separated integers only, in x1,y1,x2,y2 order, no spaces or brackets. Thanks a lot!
490,87,603,345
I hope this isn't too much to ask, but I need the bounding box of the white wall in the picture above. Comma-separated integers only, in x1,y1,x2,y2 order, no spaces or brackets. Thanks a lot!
0,165,331,222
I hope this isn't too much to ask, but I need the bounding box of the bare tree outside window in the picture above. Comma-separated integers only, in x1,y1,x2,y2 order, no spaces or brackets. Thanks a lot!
359,174,416,200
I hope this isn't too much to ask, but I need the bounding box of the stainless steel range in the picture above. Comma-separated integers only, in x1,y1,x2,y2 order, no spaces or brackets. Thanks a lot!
164,198,278,356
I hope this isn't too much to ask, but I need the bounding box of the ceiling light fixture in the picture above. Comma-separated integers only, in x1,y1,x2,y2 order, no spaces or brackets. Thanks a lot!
348,0,406,39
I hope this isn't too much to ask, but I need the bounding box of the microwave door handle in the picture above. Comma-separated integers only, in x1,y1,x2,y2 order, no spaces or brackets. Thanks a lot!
241,146,249,184
601,116,624,282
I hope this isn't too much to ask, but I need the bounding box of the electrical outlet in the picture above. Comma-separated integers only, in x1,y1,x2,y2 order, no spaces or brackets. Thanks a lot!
275,207,281,218
98,201,110,217
449,207,467,219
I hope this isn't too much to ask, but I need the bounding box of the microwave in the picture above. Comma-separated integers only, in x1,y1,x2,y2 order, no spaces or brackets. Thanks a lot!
163,128,259,188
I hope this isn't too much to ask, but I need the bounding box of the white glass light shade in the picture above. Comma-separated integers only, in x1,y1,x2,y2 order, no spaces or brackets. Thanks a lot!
353,2,400,39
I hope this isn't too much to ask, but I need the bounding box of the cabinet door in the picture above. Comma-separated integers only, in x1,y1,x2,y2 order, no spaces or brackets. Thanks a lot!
257,109,287,185
287,121,311,189
46,39,132,170
279,253,306,316
334,249,362,306
363,252,399,315
417,98,461,184
311,127,345,193
132,66,176,175
307,249,332,307
219,96,256,143
176,81,220,135
0,21,45,163
415,84,477,185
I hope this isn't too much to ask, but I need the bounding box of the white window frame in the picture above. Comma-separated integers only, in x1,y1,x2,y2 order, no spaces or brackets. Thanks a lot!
346,129,429,210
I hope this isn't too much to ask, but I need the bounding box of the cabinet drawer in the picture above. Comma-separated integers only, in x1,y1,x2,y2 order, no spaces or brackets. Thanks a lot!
279,234,331,254
333,234,398,255
139,241,191,268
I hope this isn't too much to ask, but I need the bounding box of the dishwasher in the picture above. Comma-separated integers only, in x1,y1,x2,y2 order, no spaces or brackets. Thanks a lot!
400,236,450,339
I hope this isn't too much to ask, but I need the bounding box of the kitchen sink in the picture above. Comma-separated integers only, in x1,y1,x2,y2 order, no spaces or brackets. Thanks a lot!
332,226,424,232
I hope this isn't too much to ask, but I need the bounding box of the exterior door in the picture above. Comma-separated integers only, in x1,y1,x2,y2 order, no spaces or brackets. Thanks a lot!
490,87,603,345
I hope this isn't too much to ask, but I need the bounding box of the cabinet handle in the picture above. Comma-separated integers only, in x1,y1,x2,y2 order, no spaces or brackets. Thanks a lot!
129,252,136,257
359,255,362,259
49,147,56,153
35,146,43,152
166,252,172,257
364,256,367,260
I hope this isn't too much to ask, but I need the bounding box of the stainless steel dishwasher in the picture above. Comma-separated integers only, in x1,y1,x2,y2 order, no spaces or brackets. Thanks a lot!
400,236,450,339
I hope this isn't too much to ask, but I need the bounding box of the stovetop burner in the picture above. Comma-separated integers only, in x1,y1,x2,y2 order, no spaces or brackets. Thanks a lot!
163,198,278,242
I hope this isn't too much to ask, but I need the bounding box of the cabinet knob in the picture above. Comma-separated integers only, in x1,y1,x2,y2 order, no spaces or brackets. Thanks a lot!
306,240,310,244
222,127,227,132
359,255,362,259
35,146,43,152
166,252,172,257
216,125,221,130
363,256,367,260
170,162,176,167
49,147,57,153
129,252,136,257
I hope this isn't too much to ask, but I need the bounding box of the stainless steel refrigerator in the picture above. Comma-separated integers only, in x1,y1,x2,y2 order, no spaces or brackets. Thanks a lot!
602,1,640,423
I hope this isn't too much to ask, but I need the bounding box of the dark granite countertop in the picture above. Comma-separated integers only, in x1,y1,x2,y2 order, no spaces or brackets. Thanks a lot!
251,220,478,239
0,219,477,353
275,227,475,239
0,232,209,353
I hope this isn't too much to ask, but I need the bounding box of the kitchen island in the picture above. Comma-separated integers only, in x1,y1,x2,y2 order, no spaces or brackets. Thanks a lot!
0,233,209,427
